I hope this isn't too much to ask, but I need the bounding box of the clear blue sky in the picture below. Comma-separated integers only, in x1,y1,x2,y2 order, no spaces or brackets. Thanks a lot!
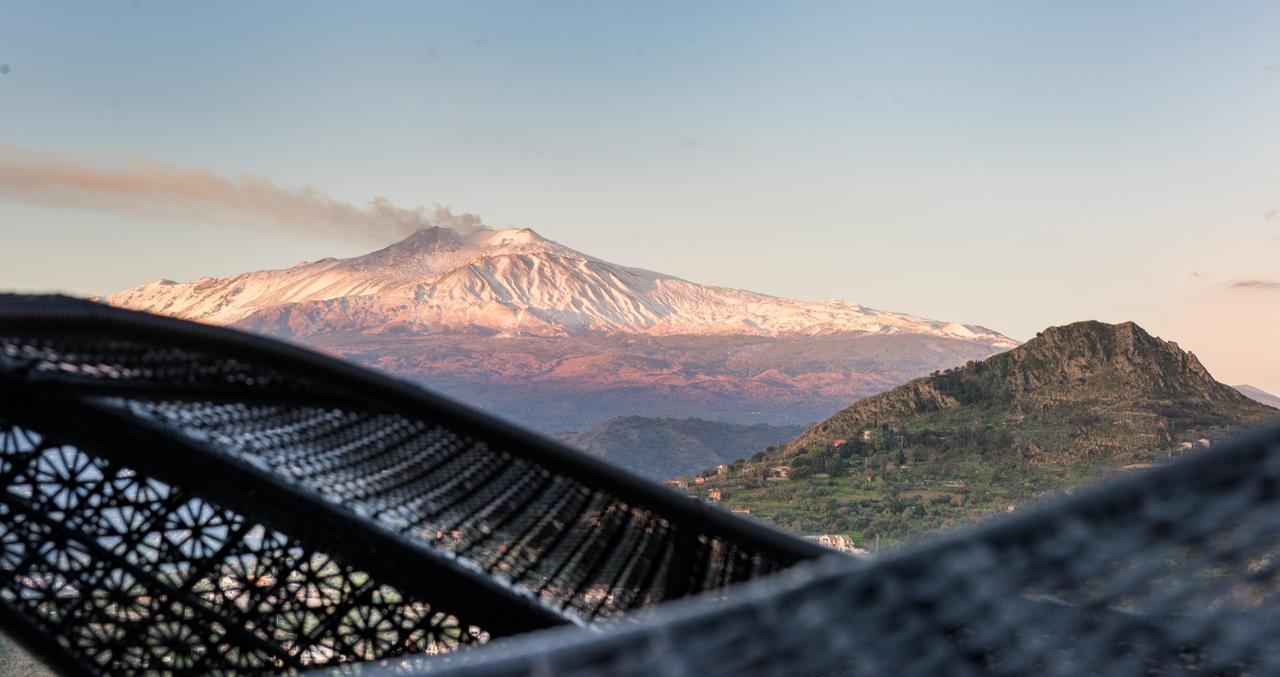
2,1,1279,391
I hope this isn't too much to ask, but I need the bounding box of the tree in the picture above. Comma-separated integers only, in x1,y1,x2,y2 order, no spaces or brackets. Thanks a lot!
790,457,813,479
824,456,845,477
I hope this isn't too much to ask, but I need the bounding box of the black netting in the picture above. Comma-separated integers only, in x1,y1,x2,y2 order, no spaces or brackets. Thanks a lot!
0,424,484,672
0,295,822,674
372,425,1280,677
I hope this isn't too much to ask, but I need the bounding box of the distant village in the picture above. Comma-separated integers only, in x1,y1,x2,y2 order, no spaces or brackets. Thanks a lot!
665,460,872,557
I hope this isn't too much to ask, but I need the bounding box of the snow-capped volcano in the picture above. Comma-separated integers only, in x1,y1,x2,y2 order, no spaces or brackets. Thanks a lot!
104,227,1015,347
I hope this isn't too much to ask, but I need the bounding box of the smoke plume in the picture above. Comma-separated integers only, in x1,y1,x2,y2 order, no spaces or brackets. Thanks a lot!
0,146,484,240
1231,280,1280,290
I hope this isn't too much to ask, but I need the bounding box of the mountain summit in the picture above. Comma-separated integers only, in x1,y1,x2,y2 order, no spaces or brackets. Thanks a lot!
104,227,1015,345
784,320,1271,457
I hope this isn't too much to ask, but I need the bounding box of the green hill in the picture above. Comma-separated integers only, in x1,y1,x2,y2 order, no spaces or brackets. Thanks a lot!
688,321,1279,546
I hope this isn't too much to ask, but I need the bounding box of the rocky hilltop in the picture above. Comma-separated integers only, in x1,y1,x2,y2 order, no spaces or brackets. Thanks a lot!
785,321,1264,459
691,321,1278,544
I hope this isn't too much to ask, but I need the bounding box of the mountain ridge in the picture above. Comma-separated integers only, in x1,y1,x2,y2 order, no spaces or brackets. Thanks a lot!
1234,384,1280,409
98,226,1017,430
102,227,1016,346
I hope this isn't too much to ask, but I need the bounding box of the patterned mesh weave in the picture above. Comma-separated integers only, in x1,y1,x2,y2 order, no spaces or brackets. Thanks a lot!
372,424,1280,677
0,295,823,674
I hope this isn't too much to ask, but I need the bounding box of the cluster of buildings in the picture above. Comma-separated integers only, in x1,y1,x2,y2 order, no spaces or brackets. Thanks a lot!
810,534,870,556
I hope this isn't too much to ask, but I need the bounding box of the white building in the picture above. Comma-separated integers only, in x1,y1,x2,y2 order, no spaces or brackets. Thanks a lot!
811,534,870,556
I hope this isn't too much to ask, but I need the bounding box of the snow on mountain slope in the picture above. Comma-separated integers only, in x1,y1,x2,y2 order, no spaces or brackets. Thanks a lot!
102,227,1016,346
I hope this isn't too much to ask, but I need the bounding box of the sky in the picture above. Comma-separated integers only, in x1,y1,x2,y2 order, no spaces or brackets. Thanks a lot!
1,1,1278,392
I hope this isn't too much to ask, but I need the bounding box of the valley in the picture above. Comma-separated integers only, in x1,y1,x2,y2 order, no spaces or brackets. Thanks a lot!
554,416,808,480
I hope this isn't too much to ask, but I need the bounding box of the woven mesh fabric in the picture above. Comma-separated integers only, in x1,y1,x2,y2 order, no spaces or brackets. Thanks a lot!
364,424,1280,677
0,295,824,674
0,423,490,672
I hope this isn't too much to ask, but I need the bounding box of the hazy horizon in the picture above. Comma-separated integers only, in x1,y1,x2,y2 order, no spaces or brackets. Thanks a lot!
2,1,1278,392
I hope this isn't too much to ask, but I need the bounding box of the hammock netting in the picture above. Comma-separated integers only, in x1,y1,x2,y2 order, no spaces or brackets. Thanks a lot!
0,295,821,674
0,294,1278,675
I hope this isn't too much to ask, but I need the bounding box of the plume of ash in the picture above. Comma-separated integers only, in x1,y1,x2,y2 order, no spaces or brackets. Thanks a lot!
1231,280,1280,290
0,146,485,240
